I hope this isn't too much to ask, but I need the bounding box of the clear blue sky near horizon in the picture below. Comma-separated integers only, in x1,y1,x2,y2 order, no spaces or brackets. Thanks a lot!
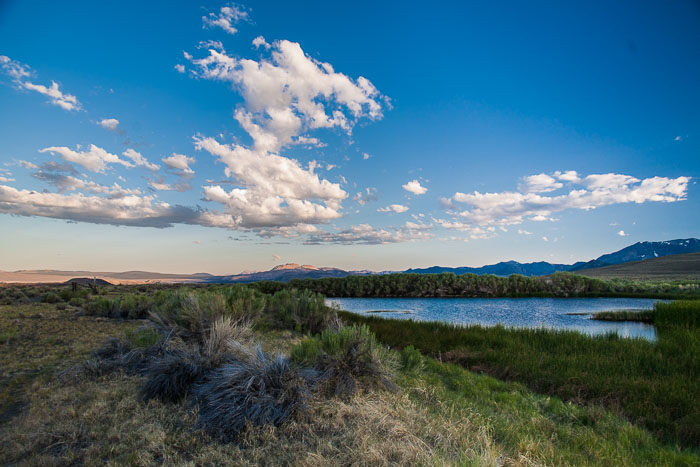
0,0,698,274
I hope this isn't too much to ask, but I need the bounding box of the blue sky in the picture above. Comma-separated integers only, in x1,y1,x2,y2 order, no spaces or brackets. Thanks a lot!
0,0,698,274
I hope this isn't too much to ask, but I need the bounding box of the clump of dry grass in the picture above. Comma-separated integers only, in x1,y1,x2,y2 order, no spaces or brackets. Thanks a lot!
192,347,318,440
140,346,205,403
62,332,165,380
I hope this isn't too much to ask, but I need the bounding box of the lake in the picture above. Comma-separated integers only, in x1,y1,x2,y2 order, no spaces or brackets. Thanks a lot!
327,297,661,341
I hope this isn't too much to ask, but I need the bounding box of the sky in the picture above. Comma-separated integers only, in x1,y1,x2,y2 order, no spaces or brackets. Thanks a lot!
0,0,699,274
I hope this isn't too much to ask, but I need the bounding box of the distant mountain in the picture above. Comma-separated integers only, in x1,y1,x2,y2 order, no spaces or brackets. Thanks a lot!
571,238,700,271
404,238,700,277
405,261,575,277
218,263,354,283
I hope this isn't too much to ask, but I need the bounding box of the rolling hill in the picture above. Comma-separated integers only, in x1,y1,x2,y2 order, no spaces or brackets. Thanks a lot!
575,251,700,280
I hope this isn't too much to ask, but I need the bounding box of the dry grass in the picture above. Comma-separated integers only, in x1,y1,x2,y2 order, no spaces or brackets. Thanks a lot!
0,371,506,466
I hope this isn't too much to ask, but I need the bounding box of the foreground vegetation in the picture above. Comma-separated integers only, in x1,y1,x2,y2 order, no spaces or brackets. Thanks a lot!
593,300,700,326
1,283,698,464
342,299,700,449
252,271,700,299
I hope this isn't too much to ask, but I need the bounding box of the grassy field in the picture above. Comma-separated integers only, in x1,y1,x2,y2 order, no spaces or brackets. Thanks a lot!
1,286,698,464
341,300,700,449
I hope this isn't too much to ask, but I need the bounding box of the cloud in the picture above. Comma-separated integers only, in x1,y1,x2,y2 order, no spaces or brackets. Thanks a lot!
174,64,186,73
517,229,532,235
189,39,385,153
123,149,160,171
272,254,282,261
162,153,195,174
198,40,225,51
542,236,549,242
149,179,173,191
202,3,248,34
377,204,409,213
352,187,377,206
443,171,690,229
0,184,205,228
0,55,31,80
402,179,427,195
520,173,562,193
22,81,81,111
0,176,14,182
196,137,346,207
433,219,497,240
293,136,327,148
252,36,270,49
18,160,39,170
39,144,134,173
674,136,682,142
305,222,432,245
98,118,119,131
186,40,385,230
363,152,371,160
0,55,81,111
617,230,629,237
554,170,580,182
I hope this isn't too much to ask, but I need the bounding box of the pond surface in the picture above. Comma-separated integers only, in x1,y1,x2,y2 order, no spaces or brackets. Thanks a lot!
327,297,661,341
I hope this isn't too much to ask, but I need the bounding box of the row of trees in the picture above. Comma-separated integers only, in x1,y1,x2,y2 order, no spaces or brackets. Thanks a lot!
251,272,699,299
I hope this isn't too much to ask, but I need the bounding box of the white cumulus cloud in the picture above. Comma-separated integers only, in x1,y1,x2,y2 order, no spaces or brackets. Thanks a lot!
123,149,160,171
0,55,81,111
520,173,563,193
402,179,427,195
162,153,195,174
202,4,248,34
39,144,134,173
377,204,409,213
98,118,120,131
443,170,690,230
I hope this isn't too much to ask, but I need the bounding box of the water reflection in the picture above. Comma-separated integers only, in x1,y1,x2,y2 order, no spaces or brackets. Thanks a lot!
328,297,659,341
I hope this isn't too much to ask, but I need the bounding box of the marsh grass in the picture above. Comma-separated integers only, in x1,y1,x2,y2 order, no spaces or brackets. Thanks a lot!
591,309,654,322
340,306,700,448
654,300,700,328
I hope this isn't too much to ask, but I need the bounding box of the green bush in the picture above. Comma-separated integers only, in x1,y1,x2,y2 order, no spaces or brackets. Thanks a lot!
291,324,396,397
85,297,120,317
42,292,61,304
58,288,90,302
262,288,336,334
399,345,423,373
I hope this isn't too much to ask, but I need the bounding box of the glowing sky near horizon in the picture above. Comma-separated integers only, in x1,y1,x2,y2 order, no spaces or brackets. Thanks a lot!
0,1,699,274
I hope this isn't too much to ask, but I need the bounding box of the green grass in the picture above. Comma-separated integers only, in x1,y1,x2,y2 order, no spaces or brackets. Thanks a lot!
592,309,655,322
591,300,700,328
655,300,700,328
340,303,700,449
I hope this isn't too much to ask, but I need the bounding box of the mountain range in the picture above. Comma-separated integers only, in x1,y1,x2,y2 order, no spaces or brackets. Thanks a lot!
404,238,700,277
0,238,697,284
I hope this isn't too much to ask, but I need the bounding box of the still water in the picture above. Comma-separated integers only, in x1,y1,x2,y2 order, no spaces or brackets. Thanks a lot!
327,297,661,341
